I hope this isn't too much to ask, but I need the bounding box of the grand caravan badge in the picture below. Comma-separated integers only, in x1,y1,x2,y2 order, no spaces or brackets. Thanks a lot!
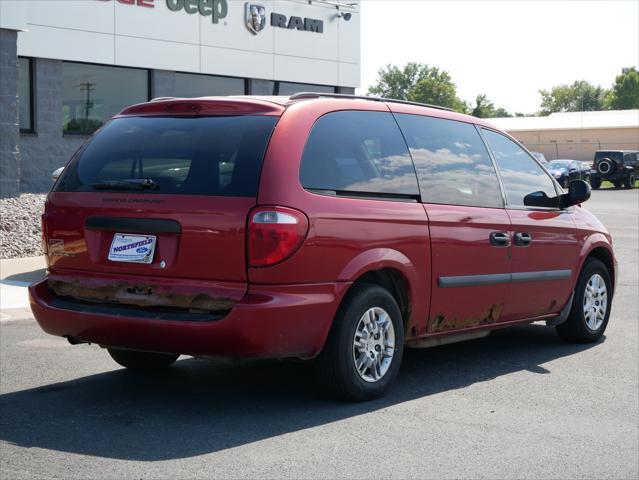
245,3,266,35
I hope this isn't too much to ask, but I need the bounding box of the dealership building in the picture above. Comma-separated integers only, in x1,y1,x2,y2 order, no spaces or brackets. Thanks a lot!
0,0,360,197
490,110,639,163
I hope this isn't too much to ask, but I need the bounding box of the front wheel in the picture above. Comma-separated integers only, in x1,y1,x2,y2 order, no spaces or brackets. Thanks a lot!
591,178,601,190
315,284,404,401
108,348,179,371
624,173,635,189
556,258,612,343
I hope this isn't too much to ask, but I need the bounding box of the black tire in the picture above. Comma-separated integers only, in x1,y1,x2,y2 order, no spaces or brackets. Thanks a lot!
556,258,612,343
315,284,404,401
108,348,179,371
624,173,635,189
613,180,623,189
591,179,601,190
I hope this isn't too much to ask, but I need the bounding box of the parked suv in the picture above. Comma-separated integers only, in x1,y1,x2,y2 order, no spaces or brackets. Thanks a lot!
30,94,616,400
590,150,638,189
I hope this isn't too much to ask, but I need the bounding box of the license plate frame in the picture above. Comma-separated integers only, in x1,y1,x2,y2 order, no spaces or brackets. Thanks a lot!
108,233,157,264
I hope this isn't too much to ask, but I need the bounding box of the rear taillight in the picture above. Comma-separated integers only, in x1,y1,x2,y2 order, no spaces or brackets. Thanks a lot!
248,206,309,267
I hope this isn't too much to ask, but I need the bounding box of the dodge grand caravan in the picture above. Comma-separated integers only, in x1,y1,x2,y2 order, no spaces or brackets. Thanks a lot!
30,93,616,400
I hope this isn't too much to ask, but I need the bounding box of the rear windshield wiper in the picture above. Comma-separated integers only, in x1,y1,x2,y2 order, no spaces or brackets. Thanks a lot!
91,179,159,191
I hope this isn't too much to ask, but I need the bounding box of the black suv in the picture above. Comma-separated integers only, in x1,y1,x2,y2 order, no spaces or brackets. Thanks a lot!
590,150,638,189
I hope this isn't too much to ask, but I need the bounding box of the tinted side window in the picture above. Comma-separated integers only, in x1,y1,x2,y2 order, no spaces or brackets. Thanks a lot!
482,129,558,208
300,111,419,196
395,114,503,208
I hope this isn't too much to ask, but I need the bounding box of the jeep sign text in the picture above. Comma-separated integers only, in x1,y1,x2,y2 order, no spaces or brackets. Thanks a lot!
271,13,323,33
166,0,228,23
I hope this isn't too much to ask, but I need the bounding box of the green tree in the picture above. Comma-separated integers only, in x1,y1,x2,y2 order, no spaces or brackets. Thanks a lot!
470,94,512,118
368,63,467,113
538,80,607,115
605,67,639,109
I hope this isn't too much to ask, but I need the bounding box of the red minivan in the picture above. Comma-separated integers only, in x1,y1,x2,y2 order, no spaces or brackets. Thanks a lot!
30,94,616,400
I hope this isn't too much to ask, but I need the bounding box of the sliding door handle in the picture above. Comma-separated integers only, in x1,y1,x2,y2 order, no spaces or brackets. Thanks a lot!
514,232,532,247
489,232,510,247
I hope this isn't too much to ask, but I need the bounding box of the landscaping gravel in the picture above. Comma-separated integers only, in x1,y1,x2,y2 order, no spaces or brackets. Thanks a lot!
0,194,46,259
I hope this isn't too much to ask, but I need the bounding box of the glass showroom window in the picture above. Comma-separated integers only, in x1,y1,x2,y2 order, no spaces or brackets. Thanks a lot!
62,62,148,135
18,57,34,132
175,73,245,97
277,82,336,95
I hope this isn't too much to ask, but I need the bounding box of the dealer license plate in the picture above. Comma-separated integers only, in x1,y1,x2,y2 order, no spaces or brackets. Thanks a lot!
108,233,156,264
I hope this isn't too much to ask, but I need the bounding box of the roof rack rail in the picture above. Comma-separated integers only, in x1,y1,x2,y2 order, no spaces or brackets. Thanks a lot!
288,92,455,112
150,97,177,102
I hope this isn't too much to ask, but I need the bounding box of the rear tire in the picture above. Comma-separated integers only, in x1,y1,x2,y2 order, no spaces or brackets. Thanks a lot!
108,348,179,371
624,173,635,189
315,284,404,401
613,180,623,189
591,179,601,190
556,258,612,343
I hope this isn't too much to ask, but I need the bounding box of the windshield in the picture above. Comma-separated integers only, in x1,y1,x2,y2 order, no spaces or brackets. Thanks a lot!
55,115,278,196
547,160,571,169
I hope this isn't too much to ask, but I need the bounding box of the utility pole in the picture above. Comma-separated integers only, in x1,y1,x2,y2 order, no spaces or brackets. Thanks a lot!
79,82,95,122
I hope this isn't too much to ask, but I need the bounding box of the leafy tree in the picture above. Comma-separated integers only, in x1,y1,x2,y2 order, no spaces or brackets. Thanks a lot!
470,94,512,118
538,80,607,115
368,63,467,112
605,67,639,109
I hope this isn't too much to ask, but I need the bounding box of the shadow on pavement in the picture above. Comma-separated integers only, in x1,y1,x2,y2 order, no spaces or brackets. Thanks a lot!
2,268,47,285
0,324,597,461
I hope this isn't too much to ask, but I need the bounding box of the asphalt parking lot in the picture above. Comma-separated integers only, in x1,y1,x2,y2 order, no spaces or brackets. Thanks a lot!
1,189,637,479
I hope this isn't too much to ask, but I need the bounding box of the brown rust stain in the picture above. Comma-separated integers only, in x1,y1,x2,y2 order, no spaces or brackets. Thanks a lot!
48,279,235,312
428,303,504,333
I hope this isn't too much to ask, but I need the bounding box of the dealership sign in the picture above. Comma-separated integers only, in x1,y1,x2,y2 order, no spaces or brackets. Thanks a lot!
245,3,323,35
166,0,228,24
99,0,323,32
101,0,228,23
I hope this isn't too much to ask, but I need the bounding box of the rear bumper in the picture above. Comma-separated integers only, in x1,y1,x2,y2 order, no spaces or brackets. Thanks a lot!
590,170,633,181
29,279,350,359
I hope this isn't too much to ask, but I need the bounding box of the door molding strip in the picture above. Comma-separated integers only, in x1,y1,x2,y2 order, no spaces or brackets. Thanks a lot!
439,269,572,288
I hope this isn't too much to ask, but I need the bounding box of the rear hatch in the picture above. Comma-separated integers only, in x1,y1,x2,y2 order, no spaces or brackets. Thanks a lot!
44,102,280,311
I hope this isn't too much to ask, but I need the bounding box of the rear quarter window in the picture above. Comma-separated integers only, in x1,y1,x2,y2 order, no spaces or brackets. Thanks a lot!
595,152,623,163
55,115,278,197
299,111,419,198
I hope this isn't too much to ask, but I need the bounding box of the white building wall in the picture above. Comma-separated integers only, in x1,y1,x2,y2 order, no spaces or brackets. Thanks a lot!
10,0,360,87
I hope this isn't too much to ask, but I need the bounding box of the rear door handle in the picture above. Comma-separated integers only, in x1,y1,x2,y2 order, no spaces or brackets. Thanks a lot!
489,231,510,247
514,232,532,247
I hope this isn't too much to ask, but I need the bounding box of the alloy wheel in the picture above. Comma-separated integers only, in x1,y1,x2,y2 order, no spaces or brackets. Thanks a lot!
352,307,395,383
583,273,607,331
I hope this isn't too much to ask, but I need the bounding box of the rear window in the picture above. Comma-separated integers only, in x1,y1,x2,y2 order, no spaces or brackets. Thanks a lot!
595,152,623,163
55,115,278,196
299,111,419,198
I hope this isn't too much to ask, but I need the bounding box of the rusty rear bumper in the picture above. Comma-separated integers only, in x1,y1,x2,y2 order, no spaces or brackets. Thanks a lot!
29,278,350,359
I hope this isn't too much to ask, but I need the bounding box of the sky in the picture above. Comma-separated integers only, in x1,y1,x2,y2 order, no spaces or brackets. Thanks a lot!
359,0,639,114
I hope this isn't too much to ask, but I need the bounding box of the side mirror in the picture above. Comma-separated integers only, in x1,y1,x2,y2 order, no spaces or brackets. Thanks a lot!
52,167,64,182
560,179,591,208
523,190,559,208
